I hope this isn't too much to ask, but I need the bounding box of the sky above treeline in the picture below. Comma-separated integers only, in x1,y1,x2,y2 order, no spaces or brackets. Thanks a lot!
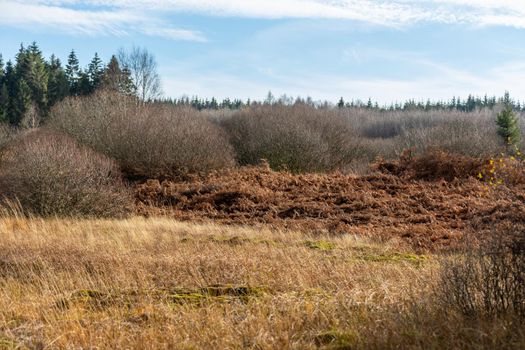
1,0,525,103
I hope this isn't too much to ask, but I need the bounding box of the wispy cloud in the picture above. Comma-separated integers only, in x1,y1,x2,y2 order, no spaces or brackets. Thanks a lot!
0,1,207,41
2,0,525,41
26,0,525,27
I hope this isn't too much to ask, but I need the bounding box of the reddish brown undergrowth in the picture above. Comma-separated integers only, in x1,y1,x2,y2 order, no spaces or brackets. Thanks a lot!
135,155,525,251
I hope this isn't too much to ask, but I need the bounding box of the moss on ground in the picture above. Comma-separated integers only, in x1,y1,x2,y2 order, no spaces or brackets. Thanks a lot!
304,240,336,251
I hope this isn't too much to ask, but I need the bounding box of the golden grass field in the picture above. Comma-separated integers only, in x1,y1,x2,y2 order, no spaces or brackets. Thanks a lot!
0,217,523,349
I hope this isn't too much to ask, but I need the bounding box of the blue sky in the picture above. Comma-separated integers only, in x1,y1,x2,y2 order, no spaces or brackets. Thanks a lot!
1,0,525,103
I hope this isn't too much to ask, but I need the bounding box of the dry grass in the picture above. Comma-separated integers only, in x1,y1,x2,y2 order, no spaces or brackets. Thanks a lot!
0,217,523,349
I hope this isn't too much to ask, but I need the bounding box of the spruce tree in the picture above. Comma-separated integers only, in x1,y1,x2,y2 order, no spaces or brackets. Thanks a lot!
10,79,32,125
0,83,8,123
26,42,49,117
0,54,4,82
47,55,69,107
87,53,104,93
77,70,92,95
0,55,5,122
66,50,80,95
496,104,521,152
102,55,135,95
337,97,345,109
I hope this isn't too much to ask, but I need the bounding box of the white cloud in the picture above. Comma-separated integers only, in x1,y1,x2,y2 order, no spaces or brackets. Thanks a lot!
3,0,525,39
0,1,207,41
26,0,525,27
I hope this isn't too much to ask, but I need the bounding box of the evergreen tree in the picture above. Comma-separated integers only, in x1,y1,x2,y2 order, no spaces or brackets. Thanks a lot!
337,97,345,109
0,54,3,83
0,83,7,123
77,70,92,95
0,54,6,122
503,91,511,106
87,53,104,93
47,55,69,107
25,42,49,117
264,91,275,105
496,104,520,151
102,55,135,95
10,79,32,125
66,50,80,95
210,97,218,110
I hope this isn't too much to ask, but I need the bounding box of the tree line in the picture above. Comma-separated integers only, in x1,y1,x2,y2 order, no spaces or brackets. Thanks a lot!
0,42,160,127
337,92,525,112
1,42,524,126
164,90,525,113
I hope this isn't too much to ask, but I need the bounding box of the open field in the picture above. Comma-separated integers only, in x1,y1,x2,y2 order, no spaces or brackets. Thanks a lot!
1,217,524,350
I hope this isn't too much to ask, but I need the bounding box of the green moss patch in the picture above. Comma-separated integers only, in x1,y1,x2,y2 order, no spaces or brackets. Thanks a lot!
304,240,336,251
358,252,428,265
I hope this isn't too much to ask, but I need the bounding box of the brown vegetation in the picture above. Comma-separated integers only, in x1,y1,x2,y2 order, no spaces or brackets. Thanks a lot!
221,104,365,173
0,218,523,349
0,129,131,218
135,153,525,251
49,91,235,179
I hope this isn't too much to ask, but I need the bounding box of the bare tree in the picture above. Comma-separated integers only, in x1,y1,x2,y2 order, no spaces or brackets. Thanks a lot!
117,47,162,102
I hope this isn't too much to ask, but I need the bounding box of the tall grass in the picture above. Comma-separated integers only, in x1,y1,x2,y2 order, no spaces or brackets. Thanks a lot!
0,218,523,349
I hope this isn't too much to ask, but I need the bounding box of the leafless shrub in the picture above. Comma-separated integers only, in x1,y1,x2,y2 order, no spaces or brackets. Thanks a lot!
439,229,525,318
221,105,365,173
0,123,15,149
49,91,235,179
0,130,132,218
341,108,504,158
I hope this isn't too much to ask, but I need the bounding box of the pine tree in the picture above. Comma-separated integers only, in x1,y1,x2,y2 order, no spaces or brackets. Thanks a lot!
0,54,4,82
496,104,520,152
0,83,8,123
10,79,32,125
337,97,345,109
102,55,135,95
503,91,511,106
0,54,6,122
66,50,80,95
25,42,49,117
47,55,69,107
87,53,104,93
77,70,92,95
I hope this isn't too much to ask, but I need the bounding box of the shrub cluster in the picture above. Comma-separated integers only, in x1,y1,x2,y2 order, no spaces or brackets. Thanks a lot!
0,130,131,218
49,91,235,179
0,123,15,149
439,229,525,318
1,92,522,217
221,104,364,173
343,108,509,158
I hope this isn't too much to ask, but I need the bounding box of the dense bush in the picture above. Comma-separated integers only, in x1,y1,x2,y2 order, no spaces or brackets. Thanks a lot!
49,91,235,179
221,105,364,173
344,108,508,158
0,130,131,217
